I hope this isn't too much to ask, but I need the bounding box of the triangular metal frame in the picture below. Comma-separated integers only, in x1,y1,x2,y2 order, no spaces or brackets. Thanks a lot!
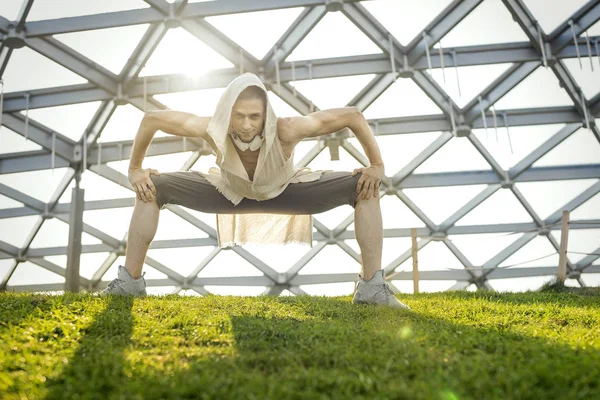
1,0,599,294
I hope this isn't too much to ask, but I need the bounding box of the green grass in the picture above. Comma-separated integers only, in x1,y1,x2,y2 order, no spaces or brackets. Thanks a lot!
1,290,599,400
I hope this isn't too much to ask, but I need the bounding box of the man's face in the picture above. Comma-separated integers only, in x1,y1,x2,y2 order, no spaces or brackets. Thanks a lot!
230,97,266,143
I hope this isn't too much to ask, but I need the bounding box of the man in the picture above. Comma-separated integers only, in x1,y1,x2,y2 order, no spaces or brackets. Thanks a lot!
100,73,409,309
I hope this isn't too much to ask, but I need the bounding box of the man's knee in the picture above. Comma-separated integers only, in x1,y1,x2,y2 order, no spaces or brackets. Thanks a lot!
355,191,381,205
149,174,168,208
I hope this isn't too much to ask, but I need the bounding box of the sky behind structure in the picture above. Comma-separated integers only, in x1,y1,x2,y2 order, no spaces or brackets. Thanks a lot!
1,0,599,296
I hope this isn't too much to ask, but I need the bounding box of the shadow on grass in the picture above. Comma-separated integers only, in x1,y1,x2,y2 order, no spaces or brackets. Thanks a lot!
538,279,600,296
440,287,600,309
43,295,134,400
42,295,599,400
0,293,57,333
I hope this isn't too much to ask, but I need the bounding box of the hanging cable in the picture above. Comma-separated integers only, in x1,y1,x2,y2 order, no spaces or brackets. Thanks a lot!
478,96,489,140
422,31,432,72
536,21,548,68
569,19,582,69
239,47,244,75
438,40,446,84
143,76,147,112
502,112,514,155
585,31,594,72
450,49,462,97
445,252,558,271
24,93,30,142
274,45,281,95
580,90,590,130
389,33,396,82
291,60,297,97
51,131,56,173
491,104,498,142
567,251,600,256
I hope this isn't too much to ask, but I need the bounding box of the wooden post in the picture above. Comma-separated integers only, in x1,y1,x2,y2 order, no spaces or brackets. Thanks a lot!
557,210,570,283
411,228,419,294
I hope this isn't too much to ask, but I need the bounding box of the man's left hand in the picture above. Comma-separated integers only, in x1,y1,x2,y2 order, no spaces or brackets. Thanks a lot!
352,164,385,200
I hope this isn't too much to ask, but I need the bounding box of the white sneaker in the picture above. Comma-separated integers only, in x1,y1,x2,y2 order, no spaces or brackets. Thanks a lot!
352,270,410,309
99,265,147,296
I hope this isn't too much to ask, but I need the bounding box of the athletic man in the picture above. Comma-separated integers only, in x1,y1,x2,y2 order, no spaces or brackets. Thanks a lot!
100,73,409,309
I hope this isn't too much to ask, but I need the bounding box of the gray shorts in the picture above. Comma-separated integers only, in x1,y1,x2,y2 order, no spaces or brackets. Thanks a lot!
149,170,364,214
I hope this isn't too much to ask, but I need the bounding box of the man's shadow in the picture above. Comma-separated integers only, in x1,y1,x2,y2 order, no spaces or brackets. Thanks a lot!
433,287,600,309
43,294,134,400
1,293,56,334
43,293,598,400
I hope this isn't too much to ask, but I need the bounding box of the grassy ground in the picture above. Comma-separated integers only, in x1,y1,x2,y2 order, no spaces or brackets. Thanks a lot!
1,290,599,400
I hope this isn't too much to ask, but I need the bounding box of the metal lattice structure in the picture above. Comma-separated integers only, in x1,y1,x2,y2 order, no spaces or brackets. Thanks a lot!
1,0,599,295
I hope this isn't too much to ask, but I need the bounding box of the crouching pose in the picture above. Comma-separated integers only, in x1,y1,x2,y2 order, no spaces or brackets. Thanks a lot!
101,73,409,309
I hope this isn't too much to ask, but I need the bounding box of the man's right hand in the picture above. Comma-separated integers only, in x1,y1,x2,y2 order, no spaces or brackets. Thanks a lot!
128,167,161,203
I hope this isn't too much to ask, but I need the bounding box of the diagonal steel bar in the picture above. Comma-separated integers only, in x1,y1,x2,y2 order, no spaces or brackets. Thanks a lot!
262,6,327,75
1,113,76,161
20,0,369,37
406,0,483,64
509,123,581,178
548,1,600,53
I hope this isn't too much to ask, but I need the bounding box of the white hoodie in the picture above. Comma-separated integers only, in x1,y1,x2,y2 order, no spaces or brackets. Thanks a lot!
199,73,326,248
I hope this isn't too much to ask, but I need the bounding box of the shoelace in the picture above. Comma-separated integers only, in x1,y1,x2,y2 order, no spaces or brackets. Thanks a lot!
375,283,395,298
106,278,124,290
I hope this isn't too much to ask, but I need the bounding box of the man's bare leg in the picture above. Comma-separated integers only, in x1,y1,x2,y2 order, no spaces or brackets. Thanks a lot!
354,195,382,281
124,198,160,279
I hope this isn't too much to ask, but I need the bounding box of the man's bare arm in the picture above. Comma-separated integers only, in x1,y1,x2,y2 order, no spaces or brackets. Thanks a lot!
281,107,384,167
129,110,211,170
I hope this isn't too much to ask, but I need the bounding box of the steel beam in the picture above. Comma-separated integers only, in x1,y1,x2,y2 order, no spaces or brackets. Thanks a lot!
3,219,599,259
262,6,327,75
180,19,260,72
391,132,453,184
406,0,483,64
548,1,600,53
463,62,539,123
395,189,437,231
509,123,581,178
576,246,600,271
27,36,118,94
545,181,600,224
64,181,85,292
342,2,406,59
1,113,76,162
3,40,597,113
18,0,368,37
121,23,169,88
439,185,500,231
503,0,600,144
0,151,71,175
348,73,395,111
5,265,600,293
0,46,13,78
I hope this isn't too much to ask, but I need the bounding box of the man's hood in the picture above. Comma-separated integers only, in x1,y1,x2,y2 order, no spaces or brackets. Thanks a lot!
207,73,277,170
